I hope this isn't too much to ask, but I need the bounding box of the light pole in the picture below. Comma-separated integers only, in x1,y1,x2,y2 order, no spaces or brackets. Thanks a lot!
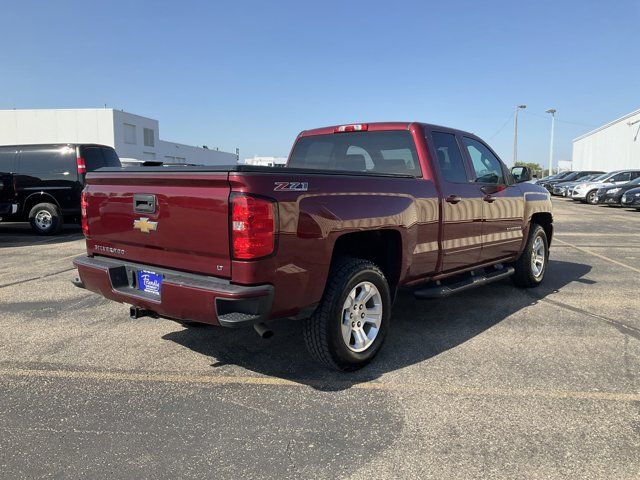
513,104,527,164
546,109,556,175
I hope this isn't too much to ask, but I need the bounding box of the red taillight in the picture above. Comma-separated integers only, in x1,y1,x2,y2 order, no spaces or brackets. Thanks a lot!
231,194,275,260
81,190,89,237
334,124,368,133
77,156,87,174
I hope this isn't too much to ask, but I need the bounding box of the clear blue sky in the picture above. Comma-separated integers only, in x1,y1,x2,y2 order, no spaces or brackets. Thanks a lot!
1,0,638,166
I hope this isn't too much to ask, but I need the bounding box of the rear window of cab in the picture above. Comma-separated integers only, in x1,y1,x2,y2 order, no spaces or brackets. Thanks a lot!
288,131,421,176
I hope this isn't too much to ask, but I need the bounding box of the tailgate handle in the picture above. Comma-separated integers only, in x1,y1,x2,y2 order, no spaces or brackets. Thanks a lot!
134,194,156,213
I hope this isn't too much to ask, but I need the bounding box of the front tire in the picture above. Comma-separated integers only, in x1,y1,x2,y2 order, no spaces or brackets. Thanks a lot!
586,190,598,205
512,224,548,288
303,258,391,371
29,203,63,235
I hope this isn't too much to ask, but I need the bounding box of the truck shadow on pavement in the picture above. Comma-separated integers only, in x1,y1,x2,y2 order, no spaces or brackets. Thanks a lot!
163,259,592,391
0,223,83,248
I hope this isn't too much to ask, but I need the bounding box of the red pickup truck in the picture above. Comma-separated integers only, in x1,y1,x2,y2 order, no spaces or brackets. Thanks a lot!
73,122,552,371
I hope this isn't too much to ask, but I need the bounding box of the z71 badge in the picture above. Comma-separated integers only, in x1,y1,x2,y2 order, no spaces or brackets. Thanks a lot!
274,181,308,192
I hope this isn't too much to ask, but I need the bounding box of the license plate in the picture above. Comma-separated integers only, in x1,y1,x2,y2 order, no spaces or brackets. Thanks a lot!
137,270,163,296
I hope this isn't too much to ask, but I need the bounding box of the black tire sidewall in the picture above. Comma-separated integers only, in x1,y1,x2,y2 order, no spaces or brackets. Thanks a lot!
327,267,391,369
525,226,548,285
29,203,62,235
586,190,597,204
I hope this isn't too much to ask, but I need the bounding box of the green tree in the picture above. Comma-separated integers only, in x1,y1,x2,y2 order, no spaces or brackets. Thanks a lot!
514,161,545,177
514,161,542,171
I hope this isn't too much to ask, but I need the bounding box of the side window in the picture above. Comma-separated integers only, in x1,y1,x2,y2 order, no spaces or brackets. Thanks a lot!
0,149,17,173
463,137,505,184
612,172,631,182
19,147,71,175
124,123,137,144
143,128,155,147
431,132,468,183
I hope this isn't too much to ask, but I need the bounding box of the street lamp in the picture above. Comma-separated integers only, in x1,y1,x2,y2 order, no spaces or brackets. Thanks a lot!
513,105,527,164
546,109,556,175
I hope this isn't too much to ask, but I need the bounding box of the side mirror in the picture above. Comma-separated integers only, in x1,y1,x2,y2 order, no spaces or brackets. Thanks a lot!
511,166,532,183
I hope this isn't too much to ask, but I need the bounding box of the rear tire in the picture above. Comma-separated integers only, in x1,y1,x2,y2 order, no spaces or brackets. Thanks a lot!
29,203,63,235
512,224,548,288
303,257,391,371
586,190,598,205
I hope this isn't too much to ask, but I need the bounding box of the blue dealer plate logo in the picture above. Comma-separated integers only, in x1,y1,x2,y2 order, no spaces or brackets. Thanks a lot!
137,270,163,296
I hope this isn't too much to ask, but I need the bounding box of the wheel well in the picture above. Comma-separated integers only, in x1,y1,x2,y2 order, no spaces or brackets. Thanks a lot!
331,230,402,296
531,212,553,246
22,193,60,216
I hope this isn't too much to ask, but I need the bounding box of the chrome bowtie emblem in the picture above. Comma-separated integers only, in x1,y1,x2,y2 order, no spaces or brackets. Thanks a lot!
133,217,158,234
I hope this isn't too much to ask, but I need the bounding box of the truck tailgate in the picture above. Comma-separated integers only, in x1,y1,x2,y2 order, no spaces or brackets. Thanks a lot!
84,172,231,277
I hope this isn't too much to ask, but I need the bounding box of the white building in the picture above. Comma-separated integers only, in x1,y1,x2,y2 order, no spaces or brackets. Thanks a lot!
244,155,287,167
0,108,238,165
557,160,573,172
572,108,640,171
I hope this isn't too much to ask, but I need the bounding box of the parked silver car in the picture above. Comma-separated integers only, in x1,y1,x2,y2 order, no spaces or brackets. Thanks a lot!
571,170,640,204
552,174,602,196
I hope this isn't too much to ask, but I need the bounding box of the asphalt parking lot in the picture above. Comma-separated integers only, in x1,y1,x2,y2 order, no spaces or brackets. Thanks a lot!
0,198,638,479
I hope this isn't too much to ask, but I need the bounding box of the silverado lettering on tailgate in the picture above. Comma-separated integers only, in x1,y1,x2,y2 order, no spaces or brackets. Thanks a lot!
94,245,126,255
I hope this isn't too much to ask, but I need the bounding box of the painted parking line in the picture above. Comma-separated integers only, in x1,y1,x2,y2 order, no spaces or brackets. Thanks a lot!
555,233,640,237
553,245,640,249
0,234,83,248
0,267,76,289
554,238,640,274
0,367,638,403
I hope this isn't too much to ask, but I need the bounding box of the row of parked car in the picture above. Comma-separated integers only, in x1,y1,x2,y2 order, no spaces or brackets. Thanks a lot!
535,169,640,209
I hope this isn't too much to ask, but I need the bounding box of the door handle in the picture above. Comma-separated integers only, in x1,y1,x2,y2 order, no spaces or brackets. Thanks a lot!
483,195,496,203
134,194,156,213
445,195,462,204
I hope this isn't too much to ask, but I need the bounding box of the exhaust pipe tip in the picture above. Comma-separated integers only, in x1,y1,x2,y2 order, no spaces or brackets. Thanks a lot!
253,322,273,339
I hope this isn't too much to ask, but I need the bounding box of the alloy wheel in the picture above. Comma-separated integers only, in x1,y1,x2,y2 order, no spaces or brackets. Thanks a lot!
340,281,383,353
531,235,546,278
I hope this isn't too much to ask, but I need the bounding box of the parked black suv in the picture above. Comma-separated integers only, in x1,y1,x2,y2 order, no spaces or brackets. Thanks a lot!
0,144,121,234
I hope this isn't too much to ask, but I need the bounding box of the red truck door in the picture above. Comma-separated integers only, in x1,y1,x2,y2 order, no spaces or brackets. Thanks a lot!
460,136,524,262
428,131,484,272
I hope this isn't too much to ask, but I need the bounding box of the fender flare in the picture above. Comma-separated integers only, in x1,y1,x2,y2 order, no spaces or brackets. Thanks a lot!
22,192,62,215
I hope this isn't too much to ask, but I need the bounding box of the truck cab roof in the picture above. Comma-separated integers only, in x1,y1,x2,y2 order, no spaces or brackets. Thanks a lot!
300,122,478,139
